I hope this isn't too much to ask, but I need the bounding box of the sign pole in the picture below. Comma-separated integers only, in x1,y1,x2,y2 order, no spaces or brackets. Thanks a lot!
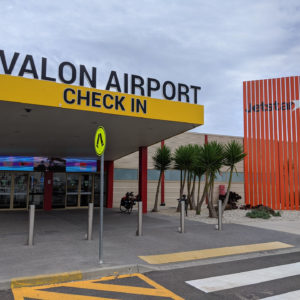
99,153,104,264
94,126,106,265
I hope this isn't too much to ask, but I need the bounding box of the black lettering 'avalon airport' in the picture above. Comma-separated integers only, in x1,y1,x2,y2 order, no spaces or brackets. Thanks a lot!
0,50,96,88
0,50,201,104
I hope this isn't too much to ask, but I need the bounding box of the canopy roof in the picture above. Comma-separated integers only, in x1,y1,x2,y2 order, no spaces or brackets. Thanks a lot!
0,75,204,160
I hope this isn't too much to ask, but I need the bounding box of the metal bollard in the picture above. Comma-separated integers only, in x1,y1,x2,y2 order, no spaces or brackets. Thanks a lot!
28,204,35,246
136,201,143,236
180,200,185,233
218,199,222,231
87,202,94,240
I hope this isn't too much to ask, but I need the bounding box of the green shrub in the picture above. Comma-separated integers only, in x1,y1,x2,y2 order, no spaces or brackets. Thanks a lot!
273,211,281,217
246,205,281,219
246,210,271,219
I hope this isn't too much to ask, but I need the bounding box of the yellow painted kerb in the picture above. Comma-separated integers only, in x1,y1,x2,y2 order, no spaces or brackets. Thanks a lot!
139,241,293,265
11,270,82,289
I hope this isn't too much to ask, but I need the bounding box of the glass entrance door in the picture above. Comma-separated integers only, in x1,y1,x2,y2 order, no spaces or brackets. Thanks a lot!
29,172,44,209
80,174,92,206
66,174,79,207
0,172,11,209
52,173,66,208
13,173,29,209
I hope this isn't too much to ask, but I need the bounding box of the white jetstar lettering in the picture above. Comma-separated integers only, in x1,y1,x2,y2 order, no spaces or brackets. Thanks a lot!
293,99,300,111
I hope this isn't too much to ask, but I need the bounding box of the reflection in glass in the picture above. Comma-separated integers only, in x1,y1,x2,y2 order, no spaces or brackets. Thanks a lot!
67,174,79,207
29,172,44,209
13,174,28,208
52,173,66,208
0,172,11,209
80,175,92,206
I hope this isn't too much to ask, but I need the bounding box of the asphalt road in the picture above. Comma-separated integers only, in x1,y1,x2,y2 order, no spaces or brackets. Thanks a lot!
147,251,300,299
3,251,300,300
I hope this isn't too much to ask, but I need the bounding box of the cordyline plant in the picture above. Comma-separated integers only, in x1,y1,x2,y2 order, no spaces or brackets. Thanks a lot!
221,140,246,214
197,141,224,217
187,145,202,210
193,147,206,215
152,145,172,212
173,144,198,210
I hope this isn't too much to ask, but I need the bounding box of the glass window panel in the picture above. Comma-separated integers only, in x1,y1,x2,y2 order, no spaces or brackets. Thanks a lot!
0,172,11,209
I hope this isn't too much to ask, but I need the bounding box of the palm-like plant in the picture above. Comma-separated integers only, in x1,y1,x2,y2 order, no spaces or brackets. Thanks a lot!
173,145,196,199
188,145,202,210
194,159,206,215
222,141,246,214
152,145,172,212
198,141,224,217
173,145,198,211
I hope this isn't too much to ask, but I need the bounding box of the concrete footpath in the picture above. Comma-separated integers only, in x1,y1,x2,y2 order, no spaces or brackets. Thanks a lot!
1,208,300,290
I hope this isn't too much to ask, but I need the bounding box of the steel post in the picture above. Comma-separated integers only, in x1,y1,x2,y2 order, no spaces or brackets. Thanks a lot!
28,204,35,246
99,154,104,264
87,202,94,240
180,200,185,233
218,199,222,231
137,201,143,236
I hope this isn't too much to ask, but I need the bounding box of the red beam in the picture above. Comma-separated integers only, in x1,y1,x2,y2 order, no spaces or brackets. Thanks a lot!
139,146,148,213
105,161,114,208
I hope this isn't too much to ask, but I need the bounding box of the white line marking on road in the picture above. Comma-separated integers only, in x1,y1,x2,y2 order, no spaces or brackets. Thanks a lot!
260,290,300,299
186,262,300,293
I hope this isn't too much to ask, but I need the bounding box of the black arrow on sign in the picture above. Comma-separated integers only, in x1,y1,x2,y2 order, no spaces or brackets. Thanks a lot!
97,133,104,148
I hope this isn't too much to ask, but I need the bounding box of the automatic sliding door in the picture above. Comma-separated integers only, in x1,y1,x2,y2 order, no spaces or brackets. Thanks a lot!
29,173,44,209
0,172,11,209
80,174,92,206
13,173,28,209
52,173,66,208
66,174,79,207
93,174,107,207
94,174,100,207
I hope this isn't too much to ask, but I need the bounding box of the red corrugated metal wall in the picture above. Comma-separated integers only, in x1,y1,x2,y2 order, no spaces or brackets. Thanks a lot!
243,76,300,210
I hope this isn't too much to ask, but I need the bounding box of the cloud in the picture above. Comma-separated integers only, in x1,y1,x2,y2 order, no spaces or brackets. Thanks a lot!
0,0,299,137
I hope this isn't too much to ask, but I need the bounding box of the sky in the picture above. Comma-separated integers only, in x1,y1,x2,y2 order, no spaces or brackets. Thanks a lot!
0,0,300,137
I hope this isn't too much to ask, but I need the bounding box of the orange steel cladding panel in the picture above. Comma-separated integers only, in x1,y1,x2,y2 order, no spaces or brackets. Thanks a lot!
243,82,249,205
244,76,300,210
260,80,266,206
252,81,258,206
286,77,295,209
277,78,285,209
281,78,290,209
256,81,263,205
291,77,299,210
267,79,276,209
296,76,300,210
263,79,271,208
247,82,254,206
273,79,281,210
